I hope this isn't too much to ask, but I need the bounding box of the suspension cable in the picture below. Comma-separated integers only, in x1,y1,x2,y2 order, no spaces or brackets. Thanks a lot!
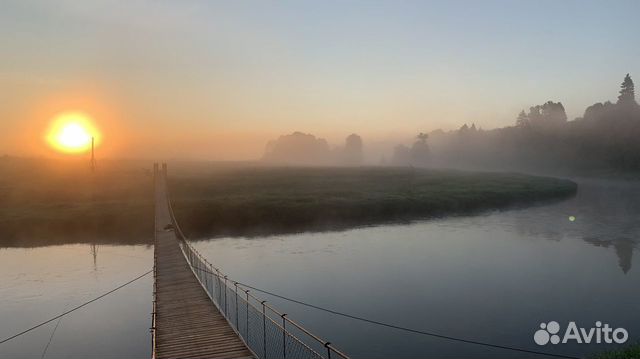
0,269,152,346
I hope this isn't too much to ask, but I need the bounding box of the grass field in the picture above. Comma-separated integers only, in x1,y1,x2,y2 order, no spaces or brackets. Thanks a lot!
0,158,577,246
0,157,154,247
168,165,577,239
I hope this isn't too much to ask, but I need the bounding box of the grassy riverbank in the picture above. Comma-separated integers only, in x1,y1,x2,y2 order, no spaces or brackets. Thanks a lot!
168,166,577,239
0,158,577,246
0,157,154,247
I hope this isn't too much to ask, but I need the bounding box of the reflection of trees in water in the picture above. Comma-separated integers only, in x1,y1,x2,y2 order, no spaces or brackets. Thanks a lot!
513,180,640,273
572,181,640,274
583,237,635,274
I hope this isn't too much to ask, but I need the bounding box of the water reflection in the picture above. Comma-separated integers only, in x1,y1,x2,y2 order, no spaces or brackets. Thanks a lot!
584,238,635,274
509,179,640,273
90,243,98,271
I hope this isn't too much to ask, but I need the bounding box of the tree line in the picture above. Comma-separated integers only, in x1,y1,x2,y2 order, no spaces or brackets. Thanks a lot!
263,132,363,165
395,73,640,173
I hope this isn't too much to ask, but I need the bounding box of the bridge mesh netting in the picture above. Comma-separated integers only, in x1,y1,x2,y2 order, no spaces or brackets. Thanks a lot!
179,239,348,359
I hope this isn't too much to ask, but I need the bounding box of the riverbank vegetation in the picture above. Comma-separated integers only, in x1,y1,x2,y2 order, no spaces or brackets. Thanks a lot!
0,157,154,247
0,158,577,247
168,166,577,239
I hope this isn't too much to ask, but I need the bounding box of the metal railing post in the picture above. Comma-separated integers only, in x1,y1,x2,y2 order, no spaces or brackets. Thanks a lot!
281,314,287,359
261,301,267,359
234,282,239,330
245,290,250,339
216,269,222,305
325,342,332,359
209,263,214,296
224,276,228,316
204,266,209,292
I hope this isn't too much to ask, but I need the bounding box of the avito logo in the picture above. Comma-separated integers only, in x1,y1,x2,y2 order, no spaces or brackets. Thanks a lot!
534,321,628,345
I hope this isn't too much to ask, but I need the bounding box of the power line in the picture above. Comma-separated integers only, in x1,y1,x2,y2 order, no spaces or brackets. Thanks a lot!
0,269,152,346
211,272,580,359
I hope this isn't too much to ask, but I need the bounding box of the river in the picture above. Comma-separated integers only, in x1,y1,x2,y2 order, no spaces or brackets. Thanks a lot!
0,178,638,358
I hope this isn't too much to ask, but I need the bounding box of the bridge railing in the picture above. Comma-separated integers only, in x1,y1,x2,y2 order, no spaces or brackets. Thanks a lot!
163,174,349,359
179,240,349,359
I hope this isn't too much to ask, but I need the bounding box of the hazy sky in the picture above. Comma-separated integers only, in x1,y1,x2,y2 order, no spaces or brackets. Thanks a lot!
2,0,639,160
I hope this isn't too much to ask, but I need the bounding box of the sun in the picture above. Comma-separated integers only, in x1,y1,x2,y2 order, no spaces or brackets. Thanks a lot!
46,112,101,153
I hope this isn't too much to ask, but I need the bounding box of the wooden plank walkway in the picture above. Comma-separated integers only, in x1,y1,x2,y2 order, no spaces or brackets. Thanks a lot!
153,167,253,359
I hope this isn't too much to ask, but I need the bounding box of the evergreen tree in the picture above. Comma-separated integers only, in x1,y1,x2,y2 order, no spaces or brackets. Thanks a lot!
617,73,636,105
516,110,529,127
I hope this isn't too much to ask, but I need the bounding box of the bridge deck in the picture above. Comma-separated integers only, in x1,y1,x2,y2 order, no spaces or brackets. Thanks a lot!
154,171,253,359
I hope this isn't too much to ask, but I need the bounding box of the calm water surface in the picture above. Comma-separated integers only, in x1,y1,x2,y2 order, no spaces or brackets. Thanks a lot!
1,179,638,358
0,245,152,358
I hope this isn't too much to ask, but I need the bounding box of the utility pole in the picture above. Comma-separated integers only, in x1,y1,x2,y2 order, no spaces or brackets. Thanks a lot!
90,243,98,271
90,136,96,173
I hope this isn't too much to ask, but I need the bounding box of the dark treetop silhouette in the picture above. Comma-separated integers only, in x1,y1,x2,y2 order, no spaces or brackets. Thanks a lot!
410,74,640,173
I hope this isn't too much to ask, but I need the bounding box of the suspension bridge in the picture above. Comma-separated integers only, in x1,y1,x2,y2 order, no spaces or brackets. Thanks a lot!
152,163,349,359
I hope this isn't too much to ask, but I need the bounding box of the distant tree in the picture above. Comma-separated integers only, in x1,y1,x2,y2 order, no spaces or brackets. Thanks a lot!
516,110,529,127
410,132,430,165
617,73,636,106
263,132,331,164
583,101,615,121
540,101,567,124
516,101,566,129
528,106,542,124
342,133,364,165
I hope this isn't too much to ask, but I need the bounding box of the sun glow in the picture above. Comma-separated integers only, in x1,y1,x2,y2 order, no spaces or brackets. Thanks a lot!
46,112,101,153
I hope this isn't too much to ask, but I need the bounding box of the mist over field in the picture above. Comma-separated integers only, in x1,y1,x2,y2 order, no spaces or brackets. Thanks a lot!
260,74,640,175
